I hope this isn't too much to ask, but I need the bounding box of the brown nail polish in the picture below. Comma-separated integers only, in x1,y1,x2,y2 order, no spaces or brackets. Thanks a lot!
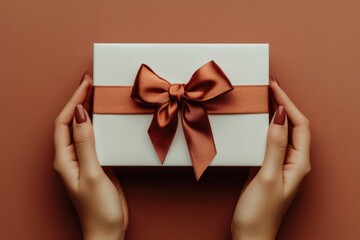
75,104,87,124
274,106,286,125
269,89,278,121
79,71,89,85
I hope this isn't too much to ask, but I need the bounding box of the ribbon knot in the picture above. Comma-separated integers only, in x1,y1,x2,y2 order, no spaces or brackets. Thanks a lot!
131,61,233,179
169,84,185,103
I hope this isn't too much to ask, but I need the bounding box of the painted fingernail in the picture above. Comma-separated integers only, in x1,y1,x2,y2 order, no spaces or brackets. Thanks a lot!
269,90,278,120
270,75,280,86
274,106,286,125
75,104,87,124
79,71,89,85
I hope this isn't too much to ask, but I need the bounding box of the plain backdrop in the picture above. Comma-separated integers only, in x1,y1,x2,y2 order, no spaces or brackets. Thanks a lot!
0,0,359,239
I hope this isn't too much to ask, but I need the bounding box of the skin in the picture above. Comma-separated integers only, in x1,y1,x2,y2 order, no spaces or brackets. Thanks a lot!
54,73,310,240
53,74,128,240
231,77,311,239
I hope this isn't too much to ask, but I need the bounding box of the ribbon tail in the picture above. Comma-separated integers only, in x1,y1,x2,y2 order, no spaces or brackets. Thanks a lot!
182,101,216,180
148,102,178,164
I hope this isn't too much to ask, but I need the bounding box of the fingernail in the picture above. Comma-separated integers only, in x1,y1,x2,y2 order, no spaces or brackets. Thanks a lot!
269,89,278,120
270,75,280,86
75,104,87,124
79,71,89,85
274,106,286,125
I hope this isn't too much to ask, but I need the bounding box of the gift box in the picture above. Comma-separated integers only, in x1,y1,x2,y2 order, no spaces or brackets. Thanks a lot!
93,43,269,179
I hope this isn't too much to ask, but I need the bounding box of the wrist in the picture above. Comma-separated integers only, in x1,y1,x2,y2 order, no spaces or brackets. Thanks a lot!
232,231,276,240
83,229,125,240
80,212,127,240
231,221,278,240
232,233,276,240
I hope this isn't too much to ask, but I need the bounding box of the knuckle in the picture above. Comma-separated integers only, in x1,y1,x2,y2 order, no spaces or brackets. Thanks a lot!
301,116,311,127
231,215,243,231
106,211,125,226
74,129,94,145
74,135,93,145
268,127,288,148
52,162,59,172
303,164,311,176
296,163,311,180
269,134,288,149
258,172,277,186
84,170,103,183
52,159,62,174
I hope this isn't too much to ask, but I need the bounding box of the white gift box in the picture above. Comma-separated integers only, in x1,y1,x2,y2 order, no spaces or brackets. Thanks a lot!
93,43,269,167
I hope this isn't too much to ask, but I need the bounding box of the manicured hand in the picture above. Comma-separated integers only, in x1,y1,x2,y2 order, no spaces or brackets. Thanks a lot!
232,77,311,240
53,73,128,240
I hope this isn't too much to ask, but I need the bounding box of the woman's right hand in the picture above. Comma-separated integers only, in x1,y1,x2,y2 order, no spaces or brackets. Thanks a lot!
53,73,128,240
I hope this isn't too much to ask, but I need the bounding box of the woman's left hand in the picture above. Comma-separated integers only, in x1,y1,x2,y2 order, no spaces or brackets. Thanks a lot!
232,78,311,240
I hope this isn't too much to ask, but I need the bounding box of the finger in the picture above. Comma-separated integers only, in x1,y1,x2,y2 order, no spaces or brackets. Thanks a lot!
269,78,311,153
82,74,93,114
259,106,288,179
283,149,311,196
72,104,101,177
269,76,294,145
269,75,279,120
53,148,79,192
54,74,92,149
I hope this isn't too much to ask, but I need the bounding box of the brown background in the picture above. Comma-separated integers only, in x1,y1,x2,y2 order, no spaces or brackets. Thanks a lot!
1,0,359,239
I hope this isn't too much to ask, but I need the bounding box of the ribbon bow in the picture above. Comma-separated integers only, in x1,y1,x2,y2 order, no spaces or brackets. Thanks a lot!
131,61,233,179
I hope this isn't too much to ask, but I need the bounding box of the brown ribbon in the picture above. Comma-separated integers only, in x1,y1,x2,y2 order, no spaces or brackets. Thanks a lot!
93,61,269,180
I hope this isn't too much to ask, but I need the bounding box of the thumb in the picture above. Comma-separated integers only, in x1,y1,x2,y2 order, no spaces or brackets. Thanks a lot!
73,104,101,178
259,106,288,179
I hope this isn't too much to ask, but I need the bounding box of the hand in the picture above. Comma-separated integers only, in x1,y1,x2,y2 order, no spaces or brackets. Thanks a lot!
53,73,128,240
232,77,311,240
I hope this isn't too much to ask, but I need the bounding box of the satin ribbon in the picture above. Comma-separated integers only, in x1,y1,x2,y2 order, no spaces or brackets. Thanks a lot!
131,61,233,180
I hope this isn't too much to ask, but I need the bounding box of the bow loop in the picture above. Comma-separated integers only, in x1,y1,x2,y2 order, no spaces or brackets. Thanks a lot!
185,61,234,101
131,61,233,180
131,64,171,105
